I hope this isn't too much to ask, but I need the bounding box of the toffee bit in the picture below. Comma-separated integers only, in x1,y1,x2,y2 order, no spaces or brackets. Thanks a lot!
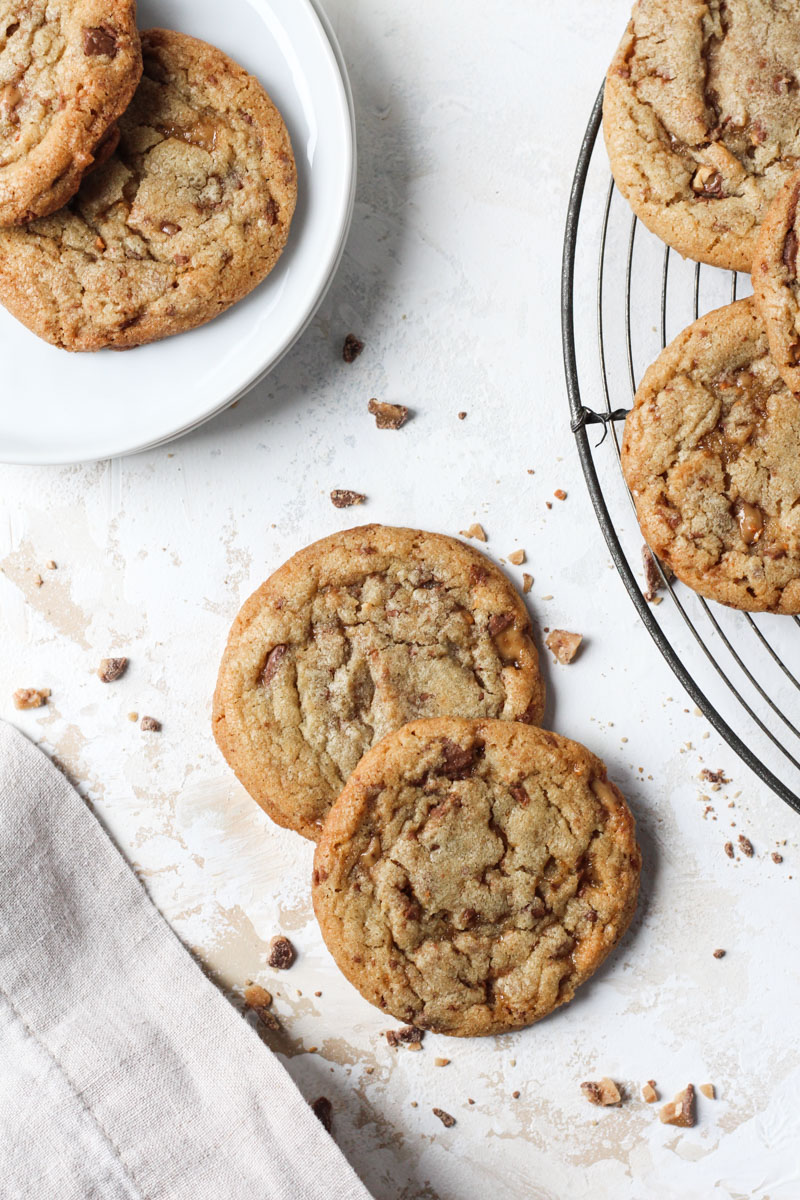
700,768,730,788
738,834,754,858
772,851,784,864
459,522,487,542
45,560,57,570
386,1025,425,1048
434,1057,450,1067
545,629,583,664
699,1083,715,1100
642,544,663,602
723,841,735,859
581,1078,622,1106
642,1081,658,1103
713,948,726,959
368,398,409,429
659,1084,695,1128
342,333,364,363
33,574,43,587
432,1107,456,1128
507,549,526,566
12,687,50,710
522,572,533,593
243,984,280,1031
97,656,128,683
554,489,567,501
458,411,467,420
268,935,296,970
140,715,161,732
311,1096,333,1133
330,489,366,509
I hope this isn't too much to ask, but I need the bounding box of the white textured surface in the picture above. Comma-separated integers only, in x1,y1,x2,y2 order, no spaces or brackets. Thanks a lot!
1,1,799,1197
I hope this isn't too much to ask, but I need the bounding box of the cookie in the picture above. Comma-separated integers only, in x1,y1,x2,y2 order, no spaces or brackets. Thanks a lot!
752,169,800,394
0,28,296,349
621,297,800,613
312,719,641,1037
0,0,141,225
212,525,545,841
604,0,800,272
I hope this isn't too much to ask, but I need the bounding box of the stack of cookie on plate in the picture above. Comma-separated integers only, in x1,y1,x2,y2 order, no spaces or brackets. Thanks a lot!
0,1,295,351
214,525,642,1038
605,0,800,614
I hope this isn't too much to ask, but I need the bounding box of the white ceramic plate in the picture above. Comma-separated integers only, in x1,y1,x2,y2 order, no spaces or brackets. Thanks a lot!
0,0,355,464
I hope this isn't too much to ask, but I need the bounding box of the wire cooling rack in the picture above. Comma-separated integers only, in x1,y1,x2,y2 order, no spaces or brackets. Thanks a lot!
561,87,800,815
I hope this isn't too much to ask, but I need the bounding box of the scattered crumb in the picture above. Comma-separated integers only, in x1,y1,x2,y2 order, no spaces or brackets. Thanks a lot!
460,523,487,542
386,1026,424,1049
699,1084,715,1100
660,1084,695,1128
365,1066,374,1075
311,1096,333,1133
434,1057,450,1067
508,549,526,566
545,501,552,510
97,656,128,683
432,1107,456,1128
128,711,139,722
738,834,754,858
522,572,533,593
458,411,467,420
368,398,409,429
45,560,57,570
331,489,366,509
307,1046,318,1053
33,574,43,588
342,333,364,363
554,489,567,501
713,948,726,959
268,935,296,970
512,1090,521,1100
772,851,784,864
467,1098,475,1105
546,629,583,664
641,545,663,602
13,688,50,710
314,990,322,997
700,768,730,789
243,984,279,1030
410,1101,418,1108
724,841,734,859
642,1081,658,1104
140,716,161,732
580,1078,621,1106
407,1041,423,1051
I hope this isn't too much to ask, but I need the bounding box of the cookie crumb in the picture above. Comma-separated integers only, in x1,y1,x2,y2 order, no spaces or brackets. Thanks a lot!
432,1107,456,1128
311,1096,333,1133
33,574,43,588
368,398,409,429
45,560,57,570
699,1083,715,1100
700,768,729,788
512,1090,521,1100
522,572,533,593
434,1057,450,1067
642,545,663,602
460,523,487,542
723,841,734,859
467,1098,475,1105
738,834,754,858
546,629,583,664
342,334,364,363
140,716,161,732
772,851,784,863
458,411,467,420
13,688,50,710
97,656,128,683
386,1025,425,1049
580,1078,621,1106
268,935,296,970
554,489,567,501
331,489,366,509
314,990,322,997
660,1084,695,1127
128,711,139,722
642,1081,658,1103
243,984,279,1030
713,948,726,959
508,549,526,566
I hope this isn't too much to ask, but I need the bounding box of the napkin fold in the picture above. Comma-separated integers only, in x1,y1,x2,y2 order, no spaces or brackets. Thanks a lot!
0,720,371,1200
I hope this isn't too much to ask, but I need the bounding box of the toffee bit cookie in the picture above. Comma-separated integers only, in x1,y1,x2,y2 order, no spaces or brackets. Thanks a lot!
621,298,800,613
0,0,141,226
213,525,545,841
604,0,800,272
312,719,641,1037
752,170,800,394
0,28,296,349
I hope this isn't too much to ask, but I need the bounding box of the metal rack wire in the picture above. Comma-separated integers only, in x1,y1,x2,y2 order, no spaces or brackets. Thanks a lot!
562,86,800,815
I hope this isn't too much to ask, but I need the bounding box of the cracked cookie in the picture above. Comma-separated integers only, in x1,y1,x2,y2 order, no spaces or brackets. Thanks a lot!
621,297,800,612
312,719,640,1037
0,28,296,349
212,525,545,841
0,0,141,225
604,0,800,272
752,169,800,394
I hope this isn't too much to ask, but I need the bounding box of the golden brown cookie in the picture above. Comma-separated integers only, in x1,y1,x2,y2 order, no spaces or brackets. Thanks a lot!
0,0,141,225
213,526,545,841
752,169,800,393
0,28,296,349
621,297,800,612
604,0,800,272
312,719,641,1037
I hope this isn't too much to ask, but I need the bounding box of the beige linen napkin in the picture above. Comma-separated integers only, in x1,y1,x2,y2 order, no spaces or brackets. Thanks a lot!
0,720,371,1200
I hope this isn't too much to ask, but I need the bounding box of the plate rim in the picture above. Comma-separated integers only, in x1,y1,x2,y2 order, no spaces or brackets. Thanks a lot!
1,0,356,466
